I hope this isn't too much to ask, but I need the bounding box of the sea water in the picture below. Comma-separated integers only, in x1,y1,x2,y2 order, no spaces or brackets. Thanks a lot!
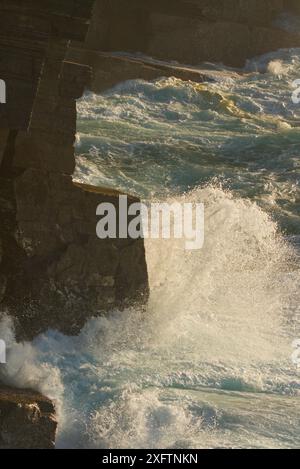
1,47,300,449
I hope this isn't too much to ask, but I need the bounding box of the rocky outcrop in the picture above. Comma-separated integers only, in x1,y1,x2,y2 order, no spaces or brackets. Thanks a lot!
0,385,57,449
69,49,242,94
84,0,300,68
0,0,148,448
0,0,95,448
0,1,149,341
9,172,148,339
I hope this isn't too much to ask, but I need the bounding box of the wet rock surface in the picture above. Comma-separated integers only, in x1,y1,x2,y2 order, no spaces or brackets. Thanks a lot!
0,385,57,449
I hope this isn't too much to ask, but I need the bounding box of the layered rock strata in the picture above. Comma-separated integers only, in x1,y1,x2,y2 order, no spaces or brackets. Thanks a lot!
0,0,148,449
84,0,300,68
0,0,148,341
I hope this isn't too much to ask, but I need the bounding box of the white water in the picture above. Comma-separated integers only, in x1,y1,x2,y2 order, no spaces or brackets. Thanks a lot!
75,48,300,234
1,187,299,449
1,38,300,448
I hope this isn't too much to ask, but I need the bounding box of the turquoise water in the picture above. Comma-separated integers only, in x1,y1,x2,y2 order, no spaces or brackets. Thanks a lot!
75,48,300,234
1,48,300,449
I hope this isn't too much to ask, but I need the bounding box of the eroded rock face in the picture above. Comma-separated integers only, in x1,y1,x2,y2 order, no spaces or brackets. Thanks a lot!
0,385,57,449
0,0,150,450
8,169,148,339
0,2,108,449
85,0,300,67
0,0,149,341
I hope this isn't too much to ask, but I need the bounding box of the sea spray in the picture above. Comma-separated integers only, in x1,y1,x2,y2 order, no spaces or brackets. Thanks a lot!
75,48,300,233
0,186,299,448
1,45,300,449
0,314,64,419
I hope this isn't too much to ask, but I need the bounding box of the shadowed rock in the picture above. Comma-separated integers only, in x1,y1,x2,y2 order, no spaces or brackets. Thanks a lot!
0,0,149,341
0,385,57,449
84,0,300,68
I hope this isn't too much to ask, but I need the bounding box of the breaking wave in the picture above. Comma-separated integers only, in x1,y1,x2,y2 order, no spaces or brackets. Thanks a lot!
75,48,300,234
1,42,300,449
1,186,299,449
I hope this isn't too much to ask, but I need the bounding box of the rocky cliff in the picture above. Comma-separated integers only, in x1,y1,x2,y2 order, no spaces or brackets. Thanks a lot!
85,0,300,67
0,0,149,341
0,0,148,448
78,0,300,93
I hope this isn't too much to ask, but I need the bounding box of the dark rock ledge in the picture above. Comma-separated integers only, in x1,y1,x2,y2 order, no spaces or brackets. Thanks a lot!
68,49,242,94
0,385,57,449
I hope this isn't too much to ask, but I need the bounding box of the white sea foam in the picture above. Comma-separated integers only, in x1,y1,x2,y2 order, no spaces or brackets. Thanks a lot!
1,45,300,449
75,49,300,236
1,186,299,448
267,60,287,76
